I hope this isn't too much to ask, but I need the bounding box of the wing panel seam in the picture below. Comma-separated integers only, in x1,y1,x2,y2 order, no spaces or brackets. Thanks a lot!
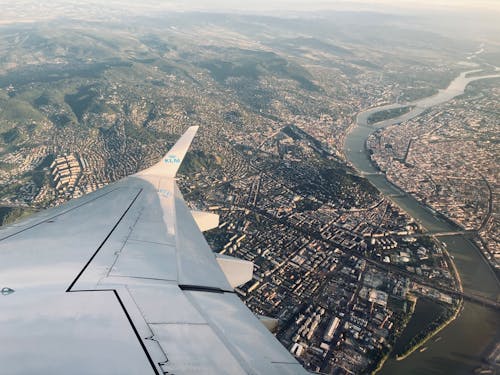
183,290,255,374
69,289,161,375
66,189,143,292
0,188,120,242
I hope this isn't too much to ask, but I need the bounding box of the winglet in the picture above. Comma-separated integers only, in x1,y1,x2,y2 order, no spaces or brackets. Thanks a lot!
137,126,199,177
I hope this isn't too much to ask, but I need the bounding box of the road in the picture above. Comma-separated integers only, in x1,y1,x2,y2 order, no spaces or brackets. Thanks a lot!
221,201,500,311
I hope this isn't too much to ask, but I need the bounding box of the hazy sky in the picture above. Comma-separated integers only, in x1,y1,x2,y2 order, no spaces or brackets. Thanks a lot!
135,0,500,13
1,0,499,15
1,0,499,27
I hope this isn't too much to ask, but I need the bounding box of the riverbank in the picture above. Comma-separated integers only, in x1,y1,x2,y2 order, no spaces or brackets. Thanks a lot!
359,129,468,237
395,299,463,361
359,127,466,322
371,297,417,373
443,245,464,294
357,91,500,284
347,114,465,374
371,352,390,375
343,69,500,374
393,240,465,361
350,114,472,371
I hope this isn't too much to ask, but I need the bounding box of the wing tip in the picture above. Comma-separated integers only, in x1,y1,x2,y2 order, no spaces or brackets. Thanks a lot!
136,126,200,178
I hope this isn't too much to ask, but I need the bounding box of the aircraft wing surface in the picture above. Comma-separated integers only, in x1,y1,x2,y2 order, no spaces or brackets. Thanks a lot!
0,126,308,375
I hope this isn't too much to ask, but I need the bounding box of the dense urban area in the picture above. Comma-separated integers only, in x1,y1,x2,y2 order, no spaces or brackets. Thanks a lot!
0,4,498,374
368,79,499,272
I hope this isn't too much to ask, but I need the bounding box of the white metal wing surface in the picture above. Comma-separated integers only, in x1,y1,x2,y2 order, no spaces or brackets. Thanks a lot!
0,127,308,375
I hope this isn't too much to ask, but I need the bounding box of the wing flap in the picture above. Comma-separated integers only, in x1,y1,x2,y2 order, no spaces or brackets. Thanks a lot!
128,283,205,324
185,291,308,374
151,324,247,375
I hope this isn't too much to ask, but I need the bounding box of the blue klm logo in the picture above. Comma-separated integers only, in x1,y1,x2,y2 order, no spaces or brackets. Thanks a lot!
158,189,171,198
164,155,181,164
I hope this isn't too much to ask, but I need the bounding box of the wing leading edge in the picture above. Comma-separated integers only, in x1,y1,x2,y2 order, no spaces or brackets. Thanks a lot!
136,125,199,178
0,126,308,374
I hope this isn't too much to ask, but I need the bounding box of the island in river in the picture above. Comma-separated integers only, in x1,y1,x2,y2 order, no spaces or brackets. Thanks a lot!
343,69,500,375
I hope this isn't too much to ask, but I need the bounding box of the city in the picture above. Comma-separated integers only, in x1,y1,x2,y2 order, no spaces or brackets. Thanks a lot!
368,78,499,272
0,2,499,374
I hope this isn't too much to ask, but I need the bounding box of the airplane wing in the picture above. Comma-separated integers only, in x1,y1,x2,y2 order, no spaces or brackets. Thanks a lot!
0,126,308,375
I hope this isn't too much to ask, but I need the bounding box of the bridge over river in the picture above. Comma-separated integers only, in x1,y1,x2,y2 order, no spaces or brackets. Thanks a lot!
343,69,500,374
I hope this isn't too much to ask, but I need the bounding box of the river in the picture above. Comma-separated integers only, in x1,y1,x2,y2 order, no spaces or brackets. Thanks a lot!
343,70,500,374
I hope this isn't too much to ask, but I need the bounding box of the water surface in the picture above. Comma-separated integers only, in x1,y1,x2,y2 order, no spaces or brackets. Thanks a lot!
343,71,500,374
